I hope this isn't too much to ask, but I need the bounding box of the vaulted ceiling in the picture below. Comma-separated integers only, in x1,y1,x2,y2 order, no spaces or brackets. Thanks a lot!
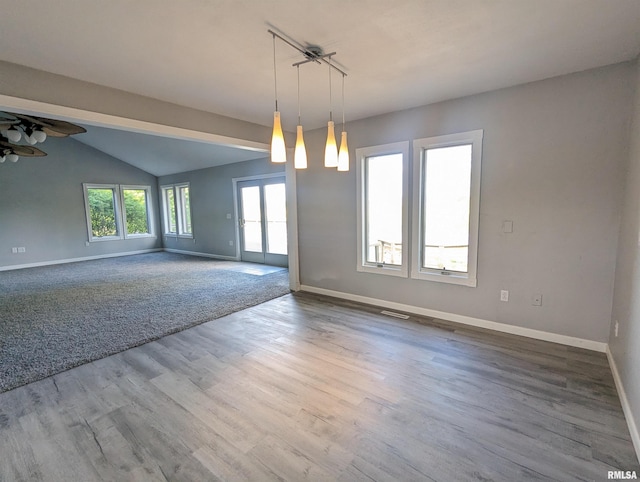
1,0,639,174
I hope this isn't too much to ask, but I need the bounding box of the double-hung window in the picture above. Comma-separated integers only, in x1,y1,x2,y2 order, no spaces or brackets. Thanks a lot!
411,130,482,286
83,183,154,241
161,183,192,237
356,141,409,277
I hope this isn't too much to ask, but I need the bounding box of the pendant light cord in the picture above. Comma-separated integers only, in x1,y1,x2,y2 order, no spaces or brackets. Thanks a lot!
273,34,278,111
297,65,301,124
341,73,346,132
328,55,333,122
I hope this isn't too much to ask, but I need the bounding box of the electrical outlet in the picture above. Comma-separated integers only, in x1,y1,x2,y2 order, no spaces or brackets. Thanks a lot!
500,290,509,302
532,294,543,306
229,240,234,246
614,320,619,337
226,213,232,219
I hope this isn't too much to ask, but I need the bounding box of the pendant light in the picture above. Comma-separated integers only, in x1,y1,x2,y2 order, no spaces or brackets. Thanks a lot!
294,65,307,169
337,73,349,172
324,56,338,168
270,34,286,164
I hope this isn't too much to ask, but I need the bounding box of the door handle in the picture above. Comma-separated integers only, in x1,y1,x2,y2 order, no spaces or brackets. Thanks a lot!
239,219,245,228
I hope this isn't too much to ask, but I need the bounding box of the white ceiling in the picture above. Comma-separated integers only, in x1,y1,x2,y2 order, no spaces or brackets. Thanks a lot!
1,0,640,174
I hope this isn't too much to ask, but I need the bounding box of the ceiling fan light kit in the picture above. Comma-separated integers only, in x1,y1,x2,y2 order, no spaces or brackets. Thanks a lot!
0,112,86,165
269,29,349,172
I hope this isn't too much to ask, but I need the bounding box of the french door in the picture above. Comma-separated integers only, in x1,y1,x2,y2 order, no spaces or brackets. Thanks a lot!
237,177,288,267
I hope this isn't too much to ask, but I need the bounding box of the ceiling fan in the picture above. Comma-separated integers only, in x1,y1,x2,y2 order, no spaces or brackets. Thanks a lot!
0,111,87,163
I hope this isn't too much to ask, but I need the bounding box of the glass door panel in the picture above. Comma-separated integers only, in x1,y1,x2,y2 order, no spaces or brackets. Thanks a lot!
264,182,287,255
240,185,263,253
237,177,288,267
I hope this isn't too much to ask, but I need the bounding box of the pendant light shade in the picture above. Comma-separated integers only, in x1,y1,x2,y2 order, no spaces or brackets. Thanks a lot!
271,111,286,163
337,131,349,171
324,121,338,167
294,125,307,169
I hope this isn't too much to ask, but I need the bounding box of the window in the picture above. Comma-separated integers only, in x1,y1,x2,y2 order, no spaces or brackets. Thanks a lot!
84,184,121,240
411,130,482,286
83,183,155,242
163,187,177,234
161,183,192,237
356,142,409,277
122,186,153,237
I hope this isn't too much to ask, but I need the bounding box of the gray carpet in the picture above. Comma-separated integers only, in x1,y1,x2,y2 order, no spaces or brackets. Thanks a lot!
0,252,290,393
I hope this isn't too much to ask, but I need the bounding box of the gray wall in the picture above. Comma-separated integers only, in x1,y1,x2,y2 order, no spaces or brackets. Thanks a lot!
610,59,640,448
0,137,161,268
158,158,284,258
296,61,635,343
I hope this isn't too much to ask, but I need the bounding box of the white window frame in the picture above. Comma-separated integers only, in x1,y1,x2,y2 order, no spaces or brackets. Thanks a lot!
84,183,156,242
120,185,155,239
411,130,483,287
83,183,123,242
356,141,409,278
161,182,193,238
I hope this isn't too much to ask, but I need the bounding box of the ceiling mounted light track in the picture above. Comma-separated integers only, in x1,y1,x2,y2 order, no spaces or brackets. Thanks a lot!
268,29,349,172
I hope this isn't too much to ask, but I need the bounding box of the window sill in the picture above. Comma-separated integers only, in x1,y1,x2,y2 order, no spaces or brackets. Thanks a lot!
357,263,408,278
124,234,157,239
163,234,193,239
411,269,477,287
88,236,123,243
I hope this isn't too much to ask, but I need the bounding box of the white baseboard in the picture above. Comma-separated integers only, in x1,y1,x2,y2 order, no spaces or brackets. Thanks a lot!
606,346,640,464
300,285,607,353
163,248,239,261
0,249,163,272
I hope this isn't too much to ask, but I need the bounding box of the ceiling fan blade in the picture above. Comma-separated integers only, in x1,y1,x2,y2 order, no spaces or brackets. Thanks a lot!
0,121,19,130
10,113,87,136
41,127,70,138
0,140,47,157
40,119,86,136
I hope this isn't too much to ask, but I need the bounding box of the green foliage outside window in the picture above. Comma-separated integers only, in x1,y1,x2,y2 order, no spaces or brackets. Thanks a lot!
88,188,118,237
123,189,150,235
88,187,150,238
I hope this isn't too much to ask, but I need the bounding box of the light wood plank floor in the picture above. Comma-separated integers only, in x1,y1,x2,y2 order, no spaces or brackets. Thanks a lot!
1,292,638,481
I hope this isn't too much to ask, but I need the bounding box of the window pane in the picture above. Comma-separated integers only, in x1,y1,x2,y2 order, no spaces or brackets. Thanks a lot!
264,183,287,255
366,154,403,265
178,186,192,234
164,188,177,233
123,189,150,235
87,188,118,237
423,144,472,272
241,186,262,252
